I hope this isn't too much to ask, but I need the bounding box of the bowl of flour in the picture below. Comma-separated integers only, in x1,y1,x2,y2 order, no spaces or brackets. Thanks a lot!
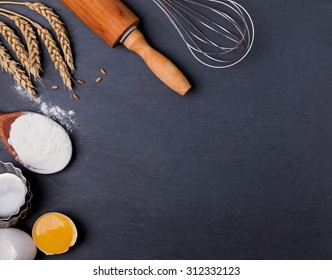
8,112,73,174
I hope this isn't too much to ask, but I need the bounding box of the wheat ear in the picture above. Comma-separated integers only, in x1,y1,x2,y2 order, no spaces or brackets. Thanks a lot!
0,21,34,76
36,24,72,91
26,2,75,73
11,16,41,80
0,41,36,99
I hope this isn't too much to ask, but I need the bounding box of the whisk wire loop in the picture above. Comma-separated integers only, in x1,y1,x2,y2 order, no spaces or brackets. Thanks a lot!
153,0,255,68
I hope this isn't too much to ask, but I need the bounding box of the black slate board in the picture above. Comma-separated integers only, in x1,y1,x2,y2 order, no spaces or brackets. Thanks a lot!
1,0,332,260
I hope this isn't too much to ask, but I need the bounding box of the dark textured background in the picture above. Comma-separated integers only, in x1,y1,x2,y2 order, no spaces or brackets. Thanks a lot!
1,0,332,260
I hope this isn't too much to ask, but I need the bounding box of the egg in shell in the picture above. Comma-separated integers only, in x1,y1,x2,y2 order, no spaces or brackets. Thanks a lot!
32,212,77,255
0,228,37,260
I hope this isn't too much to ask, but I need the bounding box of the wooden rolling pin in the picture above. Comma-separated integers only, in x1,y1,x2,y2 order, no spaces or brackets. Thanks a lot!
60,0,191,95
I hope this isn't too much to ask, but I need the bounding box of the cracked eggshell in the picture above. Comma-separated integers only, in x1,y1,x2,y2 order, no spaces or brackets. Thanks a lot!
0,228,37,260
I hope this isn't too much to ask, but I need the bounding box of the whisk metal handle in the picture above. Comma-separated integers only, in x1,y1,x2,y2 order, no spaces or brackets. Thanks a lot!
123,29,191,96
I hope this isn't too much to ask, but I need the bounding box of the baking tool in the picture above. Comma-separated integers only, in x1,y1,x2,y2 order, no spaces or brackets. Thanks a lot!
60,0,191,95
0,161,33,229
0,112,22,157
0,173,27,219
153,0,254,68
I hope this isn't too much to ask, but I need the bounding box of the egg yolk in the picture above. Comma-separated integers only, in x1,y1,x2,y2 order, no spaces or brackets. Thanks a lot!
32,212,77,255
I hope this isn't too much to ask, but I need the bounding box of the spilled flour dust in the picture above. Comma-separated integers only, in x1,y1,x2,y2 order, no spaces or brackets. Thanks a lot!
13,85,78,132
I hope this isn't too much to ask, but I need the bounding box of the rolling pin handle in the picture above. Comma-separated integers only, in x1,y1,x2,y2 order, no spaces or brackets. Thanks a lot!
123,29,191,96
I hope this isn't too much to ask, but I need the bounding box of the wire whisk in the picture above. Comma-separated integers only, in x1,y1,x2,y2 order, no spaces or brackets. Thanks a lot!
153,0,255,68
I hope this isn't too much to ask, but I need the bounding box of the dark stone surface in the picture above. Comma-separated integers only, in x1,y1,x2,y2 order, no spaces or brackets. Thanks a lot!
1,0,332,260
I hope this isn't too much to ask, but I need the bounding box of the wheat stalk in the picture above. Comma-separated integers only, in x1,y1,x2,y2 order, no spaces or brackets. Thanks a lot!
0,20,34,76
0,3,75,97
25,2,75,73
12,15,41,80
0,41,36,99
36,24,72,91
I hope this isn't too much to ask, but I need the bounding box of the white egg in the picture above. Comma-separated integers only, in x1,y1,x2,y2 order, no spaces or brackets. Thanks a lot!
0,228,37,260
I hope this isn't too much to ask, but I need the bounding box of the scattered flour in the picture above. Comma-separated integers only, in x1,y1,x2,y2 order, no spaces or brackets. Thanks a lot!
8,112,73,174
39,102,77,131
13,85,78,132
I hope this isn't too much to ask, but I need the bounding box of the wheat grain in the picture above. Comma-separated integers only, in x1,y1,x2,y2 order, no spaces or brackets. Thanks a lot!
0,21,34,76
36,25,72,91
12,16,41,80
26,2,75,73
0,41,36,99
72,92,79,100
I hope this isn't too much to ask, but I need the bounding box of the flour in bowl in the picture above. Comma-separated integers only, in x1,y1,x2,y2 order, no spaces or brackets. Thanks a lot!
8,112,72,174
